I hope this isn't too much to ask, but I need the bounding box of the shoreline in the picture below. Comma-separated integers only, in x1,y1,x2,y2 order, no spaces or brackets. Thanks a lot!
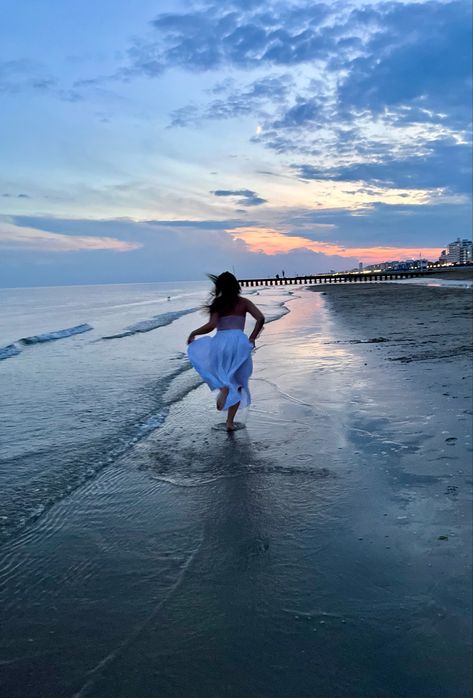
1,284,471,698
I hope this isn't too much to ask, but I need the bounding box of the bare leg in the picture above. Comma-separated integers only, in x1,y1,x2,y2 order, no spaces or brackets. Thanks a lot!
216,386,229,411
226,401,240,431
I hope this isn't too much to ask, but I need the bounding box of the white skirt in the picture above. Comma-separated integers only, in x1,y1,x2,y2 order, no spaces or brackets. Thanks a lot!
187,330,253,410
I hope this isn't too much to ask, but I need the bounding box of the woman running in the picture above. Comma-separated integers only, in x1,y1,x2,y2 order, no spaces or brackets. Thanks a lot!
187,272,265,431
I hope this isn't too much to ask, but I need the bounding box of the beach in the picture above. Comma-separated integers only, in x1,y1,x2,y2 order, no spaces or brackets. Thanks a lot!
1,280,472,698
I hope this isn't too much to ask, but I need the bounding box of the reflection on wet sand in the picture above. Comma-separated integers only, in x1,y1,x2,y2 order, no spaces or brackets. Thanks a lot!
1,285,471,698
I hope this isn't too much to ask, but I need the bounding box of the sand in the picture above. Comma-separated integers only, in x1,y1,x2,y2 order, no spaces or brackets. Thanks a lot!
1,284,471,698
312,282,473,364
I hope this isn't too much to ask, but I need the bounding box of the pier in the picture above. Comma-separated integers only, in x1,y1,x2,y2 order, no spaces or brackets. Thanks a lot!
238,266,469,287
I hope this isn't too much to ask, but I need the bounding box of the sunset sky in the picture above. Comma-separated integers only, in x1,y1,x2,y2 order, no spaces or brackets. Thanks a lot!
0,0,471,286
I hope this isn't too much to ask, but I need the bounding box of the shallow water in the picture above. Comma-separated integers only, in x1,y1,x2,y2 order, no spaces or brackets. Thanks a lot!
0,282,291,541
0,283,471,697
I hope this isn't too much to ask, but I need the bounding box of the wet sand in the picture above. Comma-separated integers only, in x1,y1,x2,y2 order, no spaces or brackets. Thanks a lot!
313,282,473,364
1,285,472,698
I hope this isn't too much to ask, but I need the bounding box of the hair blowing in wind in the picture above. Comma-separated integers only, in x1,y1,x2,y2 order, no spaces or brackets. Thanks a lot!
207,272,241,315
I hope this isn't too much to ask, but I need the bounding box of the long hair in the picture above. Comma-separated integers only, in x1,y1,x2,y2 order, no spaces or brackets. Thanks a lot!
207,271,241,315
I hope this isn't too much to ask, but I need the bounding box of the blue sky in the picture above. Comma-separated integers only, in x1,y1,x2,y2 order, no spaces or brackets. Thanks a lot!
0,0,471,286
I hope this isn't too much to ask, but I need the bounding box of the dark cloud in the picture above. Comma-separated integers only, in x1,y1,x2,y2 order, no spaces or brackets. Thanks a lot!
212,188,267,206
144,217,251,229
1,215,356,287
127,0,470,127
294,138,472,194
169,74,293,127
126,3,342,76
286,202,473,247
149,0,471,195
339,1,472,127
270,93,328,131
11,199,470,267
2,193,31,199
11,216,249,237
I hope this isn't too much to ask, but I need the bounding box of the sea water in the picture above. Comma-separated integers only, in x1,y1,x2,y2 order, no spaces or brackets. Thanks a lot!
0,281,291,543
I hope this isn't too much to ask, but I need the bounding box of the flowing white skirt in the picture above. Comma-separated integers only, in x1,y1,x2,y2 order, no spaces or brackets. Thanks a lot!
187,330,253,410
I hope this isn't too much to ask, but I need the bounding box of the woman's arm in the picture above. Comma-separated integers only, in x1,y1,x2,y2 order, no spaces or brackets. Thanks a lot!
245,299,265,345
187,313,218,344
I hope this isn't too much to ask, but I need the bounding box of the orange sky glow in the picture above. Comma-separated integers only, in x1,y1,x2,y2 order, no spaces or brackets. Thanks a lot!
228,227,442,265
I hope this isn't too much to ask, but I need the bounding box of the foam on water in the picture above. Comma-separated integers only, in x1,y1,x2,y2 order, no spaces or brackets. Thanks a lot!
264,301,291,323
20,323,93,344
102,307,199,340
0,344,21,360
101,296,291,341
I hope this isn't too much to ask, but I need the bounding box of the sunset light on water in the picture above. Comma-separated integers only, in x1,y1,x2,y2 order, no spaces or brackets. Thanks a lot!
0,2,471,697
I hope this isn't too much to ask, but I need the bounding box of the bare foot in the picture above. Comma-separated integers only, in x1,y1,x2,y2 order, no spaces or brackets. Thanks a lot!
226,422,236,432
216,387,229,411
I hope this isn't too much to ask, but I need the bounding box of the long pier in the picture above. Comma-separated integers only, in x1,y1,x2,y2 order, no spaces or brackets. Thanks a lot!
238,267,458,288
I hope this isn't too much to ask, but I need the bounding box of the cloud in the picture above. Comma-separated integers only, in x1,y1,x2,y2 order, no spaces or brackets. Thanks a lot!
8,1,466,200
0,214,358,287
0,60,55,94
124,0,471,124
1,0,470,289
294,137,472,194
0,220,141,252
228,225,442,264
338,1,472,127
212,189,267,206
169,74,293,127
283,201,473,247
0,59,82,102
0,212,454,290
143,0,471,195
12,216,249,235
121,2,349,79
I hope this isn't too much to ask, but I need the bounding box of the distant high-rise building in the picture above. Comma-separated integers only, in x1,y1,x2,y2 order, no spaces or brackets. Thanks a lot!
441,238,473,264
358,262,363,272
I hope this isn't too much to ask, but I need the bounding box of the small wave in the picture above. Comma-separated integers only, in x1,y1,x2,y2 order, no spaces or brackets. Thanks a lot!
20,324,93,345
0,361,198,544
102,307,199,340
264,301,291,323
0,344,21,361
136,412,169,434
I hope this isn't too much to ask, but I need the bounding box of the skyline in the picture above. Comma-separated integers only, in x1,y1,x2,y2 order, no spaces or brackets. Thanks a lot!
0,0,472,286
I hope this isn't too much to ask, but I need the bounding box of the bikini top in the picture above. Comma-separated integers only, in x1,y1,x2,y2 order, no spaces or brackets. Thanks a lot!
216,314,246,331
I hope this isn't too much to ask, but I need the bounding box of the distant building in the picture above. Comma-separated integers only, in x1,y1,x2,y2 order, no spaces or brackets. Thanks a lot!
440,238,473,264
358,262,363,272
363,258,429,273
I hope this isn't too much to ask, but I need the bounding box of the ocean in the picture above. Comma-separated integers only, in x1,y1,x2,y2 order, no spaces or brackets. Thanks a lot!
0,281,291,544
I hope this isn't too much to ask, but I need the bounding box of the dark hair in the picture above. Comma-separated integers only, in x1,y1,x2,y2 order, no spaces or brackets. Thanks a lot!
207,271,241,315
